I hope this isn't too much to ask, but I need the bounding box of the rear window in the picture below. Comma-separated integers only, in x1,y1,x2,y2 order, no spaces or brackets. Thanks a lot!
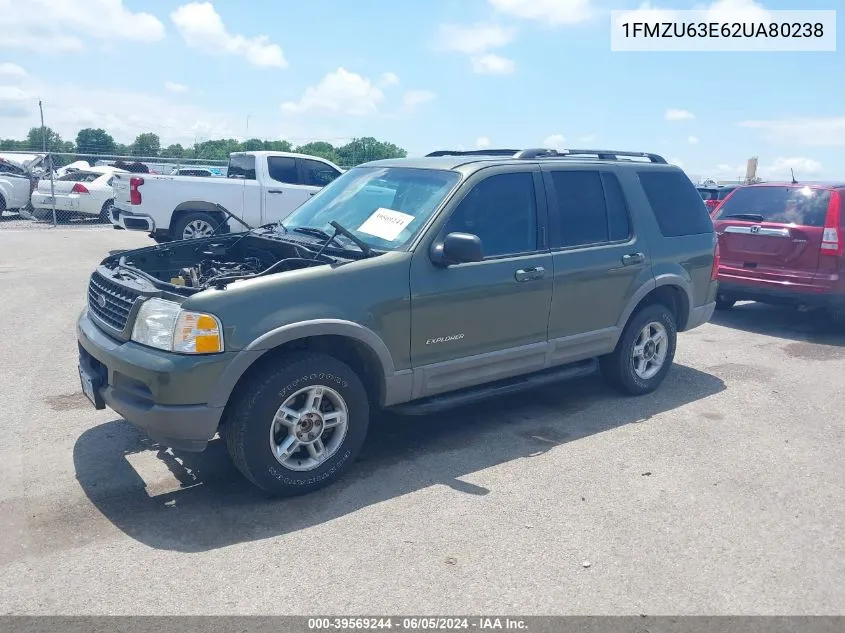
58,171,100,183
718,187,737,200
698,188,718,201
713,185,831,227
639,170,713,237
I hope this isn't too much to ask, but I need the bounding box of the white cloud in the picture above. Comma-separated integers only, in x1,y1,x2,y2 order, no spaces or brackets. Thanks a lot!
688,135,700,145
0,0,164,53
489,0,595,25
476,136,491,149
403,89,437,110
282,67,385,116
435,22,514,54
171,2,287,68
762,156,822,179
0,85,33,117
0,63,27,78
738,117,845,147
471,54,515,74
544,134,566,149
165,81,189,94
665,108,695,121
379,72,400,87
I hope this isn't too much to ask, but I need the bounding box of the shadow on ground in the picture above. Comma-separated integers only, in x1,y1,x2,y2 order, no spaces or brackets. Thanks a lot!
73,364,725,552
710,301,845,346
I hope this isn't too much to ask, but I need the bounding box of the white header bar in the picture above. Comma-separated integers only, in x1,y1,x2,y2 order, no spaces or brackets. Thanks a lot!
610,10,836,52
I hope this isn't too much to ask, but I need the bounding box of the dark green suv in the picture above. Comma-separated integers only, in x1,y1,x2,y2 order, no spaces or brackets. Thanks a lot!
77,147,717,496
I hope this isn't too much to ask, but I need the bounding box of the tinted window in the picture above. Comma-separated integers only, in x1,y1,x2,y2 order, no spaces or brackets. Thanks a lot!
267,156,299,184
697,188,718,201
58,171,100,183
718,187,737,200
639,170,713,237
301,159,340,187
227,154,256,180
548,170,630,247
713,185,831,227
602,172,632,241
444,172,538,258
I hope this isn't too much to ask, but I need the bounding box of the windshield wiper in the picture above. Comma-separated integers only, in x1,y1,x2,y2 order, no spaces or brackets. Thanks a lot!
292,226,332,240
724,213,765,222
308,221,375,260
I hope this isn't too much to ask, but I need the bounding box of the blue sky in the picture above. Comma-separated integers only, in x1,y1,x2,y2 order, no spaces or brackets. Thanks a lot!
0,0,842,181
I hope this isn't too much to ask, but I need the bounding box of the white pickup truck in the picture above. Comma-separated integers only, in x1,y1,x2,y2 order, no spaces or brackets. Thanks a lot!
110,151,344,242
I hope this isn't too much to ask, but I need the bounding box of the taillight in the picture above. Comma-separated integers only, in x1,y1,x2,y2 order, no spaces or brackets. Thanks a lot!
705,199,719,210
820,190,843,257
711,238,720,281
129,177,144,205
71,183,89,194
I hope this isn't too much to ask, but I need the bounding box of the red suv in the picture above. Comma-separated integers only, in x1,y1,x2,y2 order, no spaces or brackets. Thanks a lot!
711,181,845,317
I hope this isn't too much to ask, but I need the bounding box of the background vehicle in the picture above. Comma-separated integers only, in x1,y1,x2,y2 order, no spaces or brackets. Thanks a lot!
697,184,740,212
110,151,344,242
170,167,219,177
0,170,32,214
31,166,127,222
712,181,845,318
77,146,717,496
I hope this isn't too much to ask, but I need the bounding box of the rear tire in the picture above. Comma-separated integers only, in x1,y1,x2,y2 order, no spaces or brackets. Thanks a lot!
99,199,114,223
715,294,736,311
224,352,370,497
600,303,677,396
171,211,220,240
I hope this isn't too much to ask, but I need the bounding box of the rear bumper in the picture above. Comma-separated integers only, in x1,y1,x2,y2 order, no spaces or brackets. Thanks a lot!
111,206,156,232
718,279,845,309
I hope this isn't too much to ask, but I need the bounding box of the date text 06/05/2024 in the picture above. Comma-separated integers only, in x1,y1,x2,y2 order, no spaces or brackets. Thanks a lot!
307,617,529,630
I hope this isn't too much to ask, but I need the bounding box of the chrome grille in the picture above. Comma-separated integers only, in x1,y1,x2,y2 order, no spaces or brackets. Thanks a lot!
87,271,140,332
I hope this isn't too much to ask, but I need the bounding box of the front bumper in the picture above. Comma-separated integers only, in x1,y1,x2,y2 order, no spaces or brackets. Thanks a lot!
111,206,156,232
77,307,235,451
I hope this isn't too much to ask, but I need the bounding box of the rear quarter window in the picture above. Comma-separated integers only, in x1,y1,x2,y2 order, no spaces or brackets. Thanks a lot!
639,170,713,237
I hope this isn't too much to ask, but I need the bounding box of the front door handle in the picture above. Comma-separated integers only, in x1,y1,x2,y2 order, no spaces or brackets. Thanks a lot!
267,189,284,194
622,252,645,266
515,266,546,282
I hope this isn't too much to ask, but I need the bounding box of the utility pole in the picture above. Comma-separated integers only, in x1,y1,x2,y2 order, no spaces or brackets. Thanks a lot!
39,99,57,226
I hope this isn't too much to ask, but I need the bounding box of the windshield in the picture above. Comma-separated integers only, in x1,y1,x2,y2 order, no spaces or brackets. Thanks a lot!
713,185,832,227
282,166,461,250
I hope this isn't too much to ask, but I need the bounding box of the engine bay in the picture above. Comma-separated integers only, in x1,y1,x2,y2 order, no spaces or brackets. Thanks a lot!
106,232,345,294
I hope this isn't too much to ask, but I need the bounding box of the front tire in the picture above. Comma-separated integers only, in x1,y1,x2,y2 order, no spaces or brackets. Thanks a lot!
600,303,677,396
224,352,370,496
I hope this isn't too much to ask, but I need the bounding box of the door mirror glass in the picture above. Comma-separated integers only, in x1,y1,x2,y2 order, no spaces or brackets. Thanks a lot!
431,232,483,266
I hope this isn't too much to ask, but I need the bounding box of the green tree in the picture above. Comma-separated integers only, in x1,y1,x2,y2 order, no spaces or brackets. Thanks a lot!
335,137,406,167
132,132,160,157
76,128,116,156
161,143,185,158
26,126,65,152
242,138,265,152
294,141,341,164
194,138,242,160
263,139,293,152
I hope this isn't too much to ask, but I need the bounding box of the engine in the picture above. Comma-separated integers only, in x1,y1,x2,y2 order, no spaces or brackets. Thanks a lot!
171,257,264,288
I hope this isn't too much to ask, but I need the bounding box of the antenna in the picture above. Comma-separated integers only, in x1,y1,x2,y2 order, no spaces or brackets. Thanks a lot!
790,168,797,184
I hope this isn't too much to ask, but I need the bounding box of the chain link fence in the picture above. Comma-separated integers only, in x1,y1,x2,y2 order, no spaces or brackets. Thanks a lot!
1,135,407,229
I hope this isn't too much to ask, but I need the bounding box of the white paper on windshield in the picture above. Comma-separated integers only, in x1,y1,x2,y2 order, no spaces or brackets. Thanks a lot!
357,208,415,241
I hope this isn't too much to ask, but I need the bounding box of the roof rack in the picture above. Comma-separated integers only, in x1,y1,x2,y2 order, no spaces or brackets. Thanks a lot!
425,149,521,157
424,147,668,164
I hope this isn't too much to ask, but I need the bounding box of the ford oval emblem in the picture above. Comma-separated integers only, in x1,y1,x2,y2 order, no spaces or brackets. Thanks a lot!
96,293,107,309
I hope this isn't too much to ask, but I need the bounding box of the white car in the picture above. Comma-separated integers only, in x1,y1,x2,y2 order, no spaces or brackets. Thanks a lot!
31,166,127,222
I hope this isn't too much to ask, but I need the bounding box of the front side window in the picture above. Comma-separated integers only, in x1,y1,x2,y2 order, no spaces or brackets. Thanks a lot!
284,166,461,251
301,159,341,187
443,172,538,258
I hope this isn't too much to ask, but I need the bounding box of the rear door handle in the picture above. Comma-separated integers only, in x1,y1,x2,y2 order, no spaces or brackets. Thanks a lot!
268,189,284,194
515,266,546,282
622,252,645,266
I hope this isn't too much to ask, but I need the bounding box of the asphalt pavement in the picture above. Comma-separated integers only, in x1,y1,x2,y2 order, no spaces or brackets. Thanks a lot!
1,225,843,615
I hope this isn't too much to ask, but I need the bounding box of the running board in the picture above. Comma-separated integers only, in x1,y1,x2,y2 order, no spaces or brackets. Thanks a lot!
389,358,599,416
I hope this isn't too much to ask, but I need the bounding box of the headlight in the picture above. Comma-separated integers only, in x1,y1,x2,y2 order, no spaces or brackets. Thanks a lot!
131,298,224,354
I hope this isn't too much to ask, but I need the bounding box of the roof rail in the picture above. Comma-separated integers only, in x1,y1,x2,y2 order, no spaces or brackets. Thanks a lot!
552,149,667,164
424,148,668,164
425,149,520,157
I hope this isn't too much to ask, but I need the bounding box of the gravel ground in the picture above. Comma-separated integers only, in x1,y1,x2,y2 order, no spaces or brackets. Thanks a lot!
1,226,843,615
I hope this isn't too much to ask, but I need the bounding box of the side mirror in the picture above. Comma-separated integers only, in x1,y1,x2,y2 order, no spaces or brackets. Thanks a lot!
431,232,483,267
